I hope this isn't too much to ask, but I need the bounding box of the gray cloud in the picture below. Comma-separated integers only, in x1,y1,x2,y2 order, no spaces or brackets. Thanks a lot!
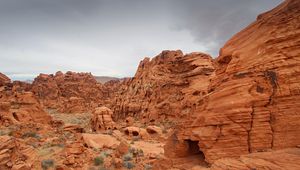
0,0,282,80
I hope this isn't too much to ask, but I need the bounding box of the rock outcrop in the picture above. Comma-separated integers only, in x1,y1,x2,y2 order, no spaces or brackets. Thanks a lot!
91,106,116,132
0,73,10,86
166,0,300,165
0,73,51,126
31,71,104,113
110,50,215,123
0,136,37,170
208,148,300,170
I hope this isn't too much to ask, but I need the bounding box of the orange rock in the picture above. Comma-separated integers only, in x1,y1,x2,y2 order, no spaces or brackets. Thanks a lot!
109,51,214,123
0,136,37,170
113,157,123,168
0,77,51,127
31,71,104,113
63,124,84,133
209,148,300,170
146,126,163,135
91,107,116,132
163,0,300,165
0,72,10,86
81,133,120,149
125,117,134,126
124,126,150,140
116,141,129,157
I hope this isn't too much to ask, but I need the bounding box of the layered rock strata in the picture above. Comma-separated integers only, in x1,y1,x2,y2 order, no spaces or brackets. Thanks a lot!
169,0,300,164
110,50,215,123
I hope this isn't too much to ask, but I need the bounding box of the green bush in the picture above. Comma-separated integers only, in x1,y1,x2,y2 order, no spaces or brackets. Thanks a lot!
128,147,136,154
41,159,54,170
138,149,144,157
122,153,133,161
94,156,104,166
123,161,135,169
100,151,110,158
128,147,144,157
22,131,40,139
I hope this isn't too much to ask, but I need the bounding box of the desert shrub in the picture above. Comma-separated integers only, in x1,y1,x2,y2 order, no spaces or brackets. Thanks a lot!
41,159,54,170
22,131,40,139
144,164,152,170
123,161,135,169
128,147,136,154
122,153,133,161
128,147,144,157
94,156,104,166
138,149,144,157
100,151,110,158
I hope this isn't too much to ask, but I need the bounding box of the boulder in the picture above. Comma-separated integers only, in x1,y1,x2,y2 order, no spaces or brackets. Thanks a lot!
81,133,120,149
91,107,116,132
63,124,84,133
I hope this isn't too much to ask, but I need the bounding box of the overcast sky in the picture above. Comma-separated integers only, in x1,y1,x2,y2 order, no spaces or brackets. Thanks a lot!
0,0,282,80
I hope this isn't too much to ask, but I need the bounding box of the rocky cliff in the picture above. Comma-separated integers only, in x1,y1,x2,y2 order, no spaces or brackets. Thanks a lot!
110,50,215,123
164,0,300,165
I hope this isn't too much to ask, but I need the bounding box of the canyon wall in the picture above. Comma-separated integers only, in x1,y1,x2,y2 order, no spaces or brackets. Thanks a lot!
166,0,300,164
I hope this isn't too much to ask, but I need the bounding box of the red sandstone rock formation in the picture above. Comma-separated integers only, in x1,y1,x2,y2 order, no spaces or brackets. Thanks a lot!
208,148,300,170
91,106,116,132
110,50,215,123
164,0,300,165
0,136,37,170
31,71,104,113
0,73,10,86
0,73,51,126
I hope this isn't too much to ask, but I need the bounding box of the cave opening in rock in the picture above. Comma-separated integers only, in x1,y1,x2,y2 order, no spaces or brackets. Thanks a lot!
12,112,19,121
132,131,139,136
185,139,206,164
146,128,157,134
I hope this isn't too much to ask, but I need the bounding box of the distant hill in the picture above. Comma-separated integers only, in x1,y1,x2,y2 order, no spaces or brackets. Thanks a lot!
94,76,120,83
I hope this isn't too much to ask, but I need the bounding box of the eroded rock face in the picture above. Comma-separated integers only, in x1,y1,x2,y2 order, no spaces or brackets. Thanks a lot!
110,50,215,123
91,106,116,132
0,136,37,170
171,0,300,164
0,73,10,86
209,148,300,170
31,71,104,113
0,74,51,126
